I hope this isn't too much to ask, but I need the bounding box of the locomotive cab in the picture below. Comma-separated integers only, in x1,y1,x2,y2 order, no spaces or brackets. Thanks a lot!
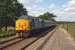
16,19,31,38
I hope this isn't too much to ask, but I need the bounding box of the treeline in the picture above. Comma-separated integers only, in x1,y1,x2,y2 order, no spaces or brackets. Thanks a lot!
38,12,56,21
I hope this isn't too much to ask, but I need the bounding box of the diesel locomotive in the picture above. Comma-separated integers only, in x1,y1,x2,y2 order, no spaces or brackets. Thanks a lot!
16,15,56,38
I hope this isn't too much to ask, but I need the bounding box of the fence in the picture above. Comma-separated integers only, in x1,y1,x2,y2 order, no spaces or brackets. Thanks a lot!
61,22,75,38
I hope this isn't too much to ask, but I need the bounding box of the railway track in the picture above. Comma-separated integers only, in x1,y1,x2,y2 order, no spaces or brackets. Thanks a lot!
0,26,56,50
25,26,57,50
0,35,18,44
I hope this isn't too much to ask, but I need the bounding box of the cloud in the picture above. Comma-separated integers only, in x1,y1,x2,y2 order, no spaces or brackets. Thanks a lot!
18,0,75,21
55,0,75,21
18,0,65,16
65,0,75,14
18,0,45,16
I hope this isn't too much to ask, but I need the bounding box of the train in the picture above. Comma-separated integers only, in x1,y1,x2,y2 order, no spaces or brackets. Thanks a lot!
16,15,56,38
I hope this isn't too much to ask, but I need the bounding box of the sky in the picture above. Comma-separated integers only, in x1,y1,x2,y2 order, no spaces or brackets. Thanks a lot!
18,0,75,22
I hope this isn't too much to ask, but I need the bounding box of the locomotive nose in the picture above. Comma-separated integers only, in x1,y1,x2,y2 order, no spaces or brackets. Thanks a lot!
15,19,31,38
16,19,30,30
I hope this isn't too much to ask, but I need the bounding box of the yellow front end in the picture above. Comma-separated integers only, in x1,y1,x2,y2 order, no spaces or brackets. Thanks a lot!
16,19,30,31
16,19,31,38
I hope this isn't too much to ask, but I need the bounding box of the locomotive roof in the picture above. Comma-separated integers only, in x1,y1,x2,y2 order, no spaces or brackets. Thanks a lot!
19,15,33,19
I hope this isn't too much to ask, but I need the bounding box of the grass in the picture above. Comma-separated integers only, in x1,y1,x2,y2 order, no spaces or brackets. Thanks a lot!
61,23,75,39
0,31,16,38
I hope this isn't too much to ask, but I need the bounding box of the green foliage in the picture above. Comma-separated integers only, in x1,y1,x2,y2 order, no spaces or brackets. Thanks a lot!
0,0,28,31
38,12,56,20
0,31,15,38
0,0,27,17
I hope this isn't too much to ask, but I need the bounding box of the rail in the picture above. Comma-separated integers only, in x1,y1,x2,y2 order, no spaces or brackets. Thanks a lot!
0,26,57,50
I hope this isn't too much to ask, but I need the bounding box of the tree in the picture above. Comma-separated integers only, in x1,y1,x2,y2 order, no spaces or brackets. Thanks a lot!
0,0,28,17
0,0,28,31
0,16,15,31
14,2,28,17
39,12,56,20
